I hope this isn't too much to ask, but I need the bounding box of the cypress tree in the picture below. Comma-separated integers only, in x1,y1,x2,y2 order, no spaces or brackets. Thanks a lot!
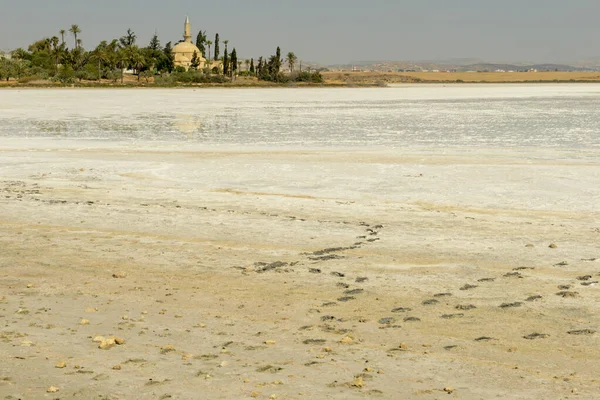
214,33,220,61
249,58,255,74
223,44,229,76
275,46,282,73
257,57,263,76
231,48,237,76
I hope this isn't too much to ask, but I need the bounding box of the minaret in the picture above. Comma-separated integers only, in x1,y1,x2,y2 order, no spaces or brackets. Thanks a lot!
184,16,192,43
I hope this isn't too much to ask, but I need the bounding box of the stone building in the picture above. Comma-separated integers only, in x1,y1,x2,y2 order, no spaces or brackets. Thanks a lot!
172,17,205,70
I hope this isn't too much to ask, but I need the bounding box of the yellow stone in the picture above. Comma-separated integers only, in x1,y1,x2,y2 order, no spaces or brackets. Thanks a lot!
351,376,364,388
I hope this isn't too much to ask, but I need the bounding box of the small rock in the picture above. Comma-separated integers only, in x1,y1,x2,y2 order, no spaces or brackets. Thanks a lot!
92,336,105,343
112,272,127,279
47,386,59,393
443,386,454,394
55,361,67,368
351,376,364,388
265,340,276,345
549,244,558,249
99,338,116,350
79,319,90,325
85,307,98,313
339,336,354,344
251,392,260,398
112,365,122,370
525,244,534,248
113,336,126,345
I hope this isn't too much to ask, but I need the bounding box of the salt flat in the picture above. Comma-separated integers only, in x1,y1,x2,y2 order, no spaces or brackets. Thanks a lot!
0,87,599,399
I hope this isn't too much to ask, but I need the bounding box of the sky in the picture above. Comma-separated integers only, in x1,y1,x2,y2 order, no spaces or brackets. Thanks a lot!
1,0,599,65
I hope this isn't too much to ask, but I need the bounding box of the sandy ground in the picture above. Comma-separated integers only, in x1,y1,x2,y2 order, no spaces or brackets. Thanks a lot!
0,143,599,399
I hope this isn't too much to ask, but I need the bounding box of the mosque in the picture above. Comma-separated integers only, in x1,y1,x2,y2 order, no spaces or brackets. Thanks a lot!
172,17,206,70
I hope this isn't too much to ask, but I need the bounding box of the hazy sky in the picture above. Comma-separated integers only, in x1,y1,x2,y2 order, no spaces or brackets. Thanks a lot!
1,0,599,64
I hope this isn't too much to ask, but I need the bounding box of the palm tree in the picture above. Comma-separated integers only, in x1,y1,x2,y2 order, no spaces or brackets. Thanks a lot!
59,30,66,45
50,37,60,72
206,40,213,63
286,52,297,73
245,59,250,71
70,25,81,49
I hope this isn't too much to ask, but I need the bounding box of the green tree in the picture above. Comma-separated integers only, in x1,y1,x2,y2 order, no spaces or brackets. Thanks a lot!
119,29,137,47
249,58,255,74
256,57,263,76
59,29,66,45
149,33,160,51
190,51,200,70
158,41,175,73
230,48,238,77
69,25,81,49
214,33,220,61
286,52,297,73
195,30,207,57
223,40,229,76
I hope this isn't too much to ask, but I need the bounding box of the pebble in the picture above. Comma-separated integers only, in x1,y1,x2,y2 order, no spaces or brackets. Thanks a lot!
112,272,127,278
251,392,260,398
443,386,454,394
340,336,354,344
79,319,90,325
549,244,558,249
112,365,122,370
55,361,67,368
265,340,276,345
47,386,60,393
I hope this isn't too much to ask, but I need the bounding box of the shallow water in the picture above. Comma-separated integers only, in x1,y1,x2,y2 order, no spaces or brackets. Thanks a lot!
1,84,599,148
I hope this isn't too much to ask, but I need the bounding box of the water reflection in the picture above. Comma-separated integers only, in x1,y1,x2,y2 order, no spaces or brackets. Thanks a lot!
2,90,600,148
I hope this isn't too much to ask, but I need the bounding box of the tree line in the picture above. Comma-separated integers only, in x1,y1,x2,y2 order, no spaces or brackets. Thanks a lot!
0,24,322,84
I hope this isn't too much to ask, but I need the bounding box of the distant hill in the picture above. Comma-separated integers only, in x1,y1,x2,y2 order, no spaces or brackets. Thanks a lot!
326,61,598,72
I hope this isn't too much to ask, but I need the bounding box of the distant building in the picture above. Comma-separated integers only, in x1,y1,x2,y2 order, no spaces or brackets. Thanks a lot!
172,17,205,70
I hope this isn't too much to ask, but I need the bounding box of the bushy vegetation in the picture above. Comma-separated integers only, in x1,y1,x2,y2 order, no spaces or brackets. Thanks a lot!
155,71,229,85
